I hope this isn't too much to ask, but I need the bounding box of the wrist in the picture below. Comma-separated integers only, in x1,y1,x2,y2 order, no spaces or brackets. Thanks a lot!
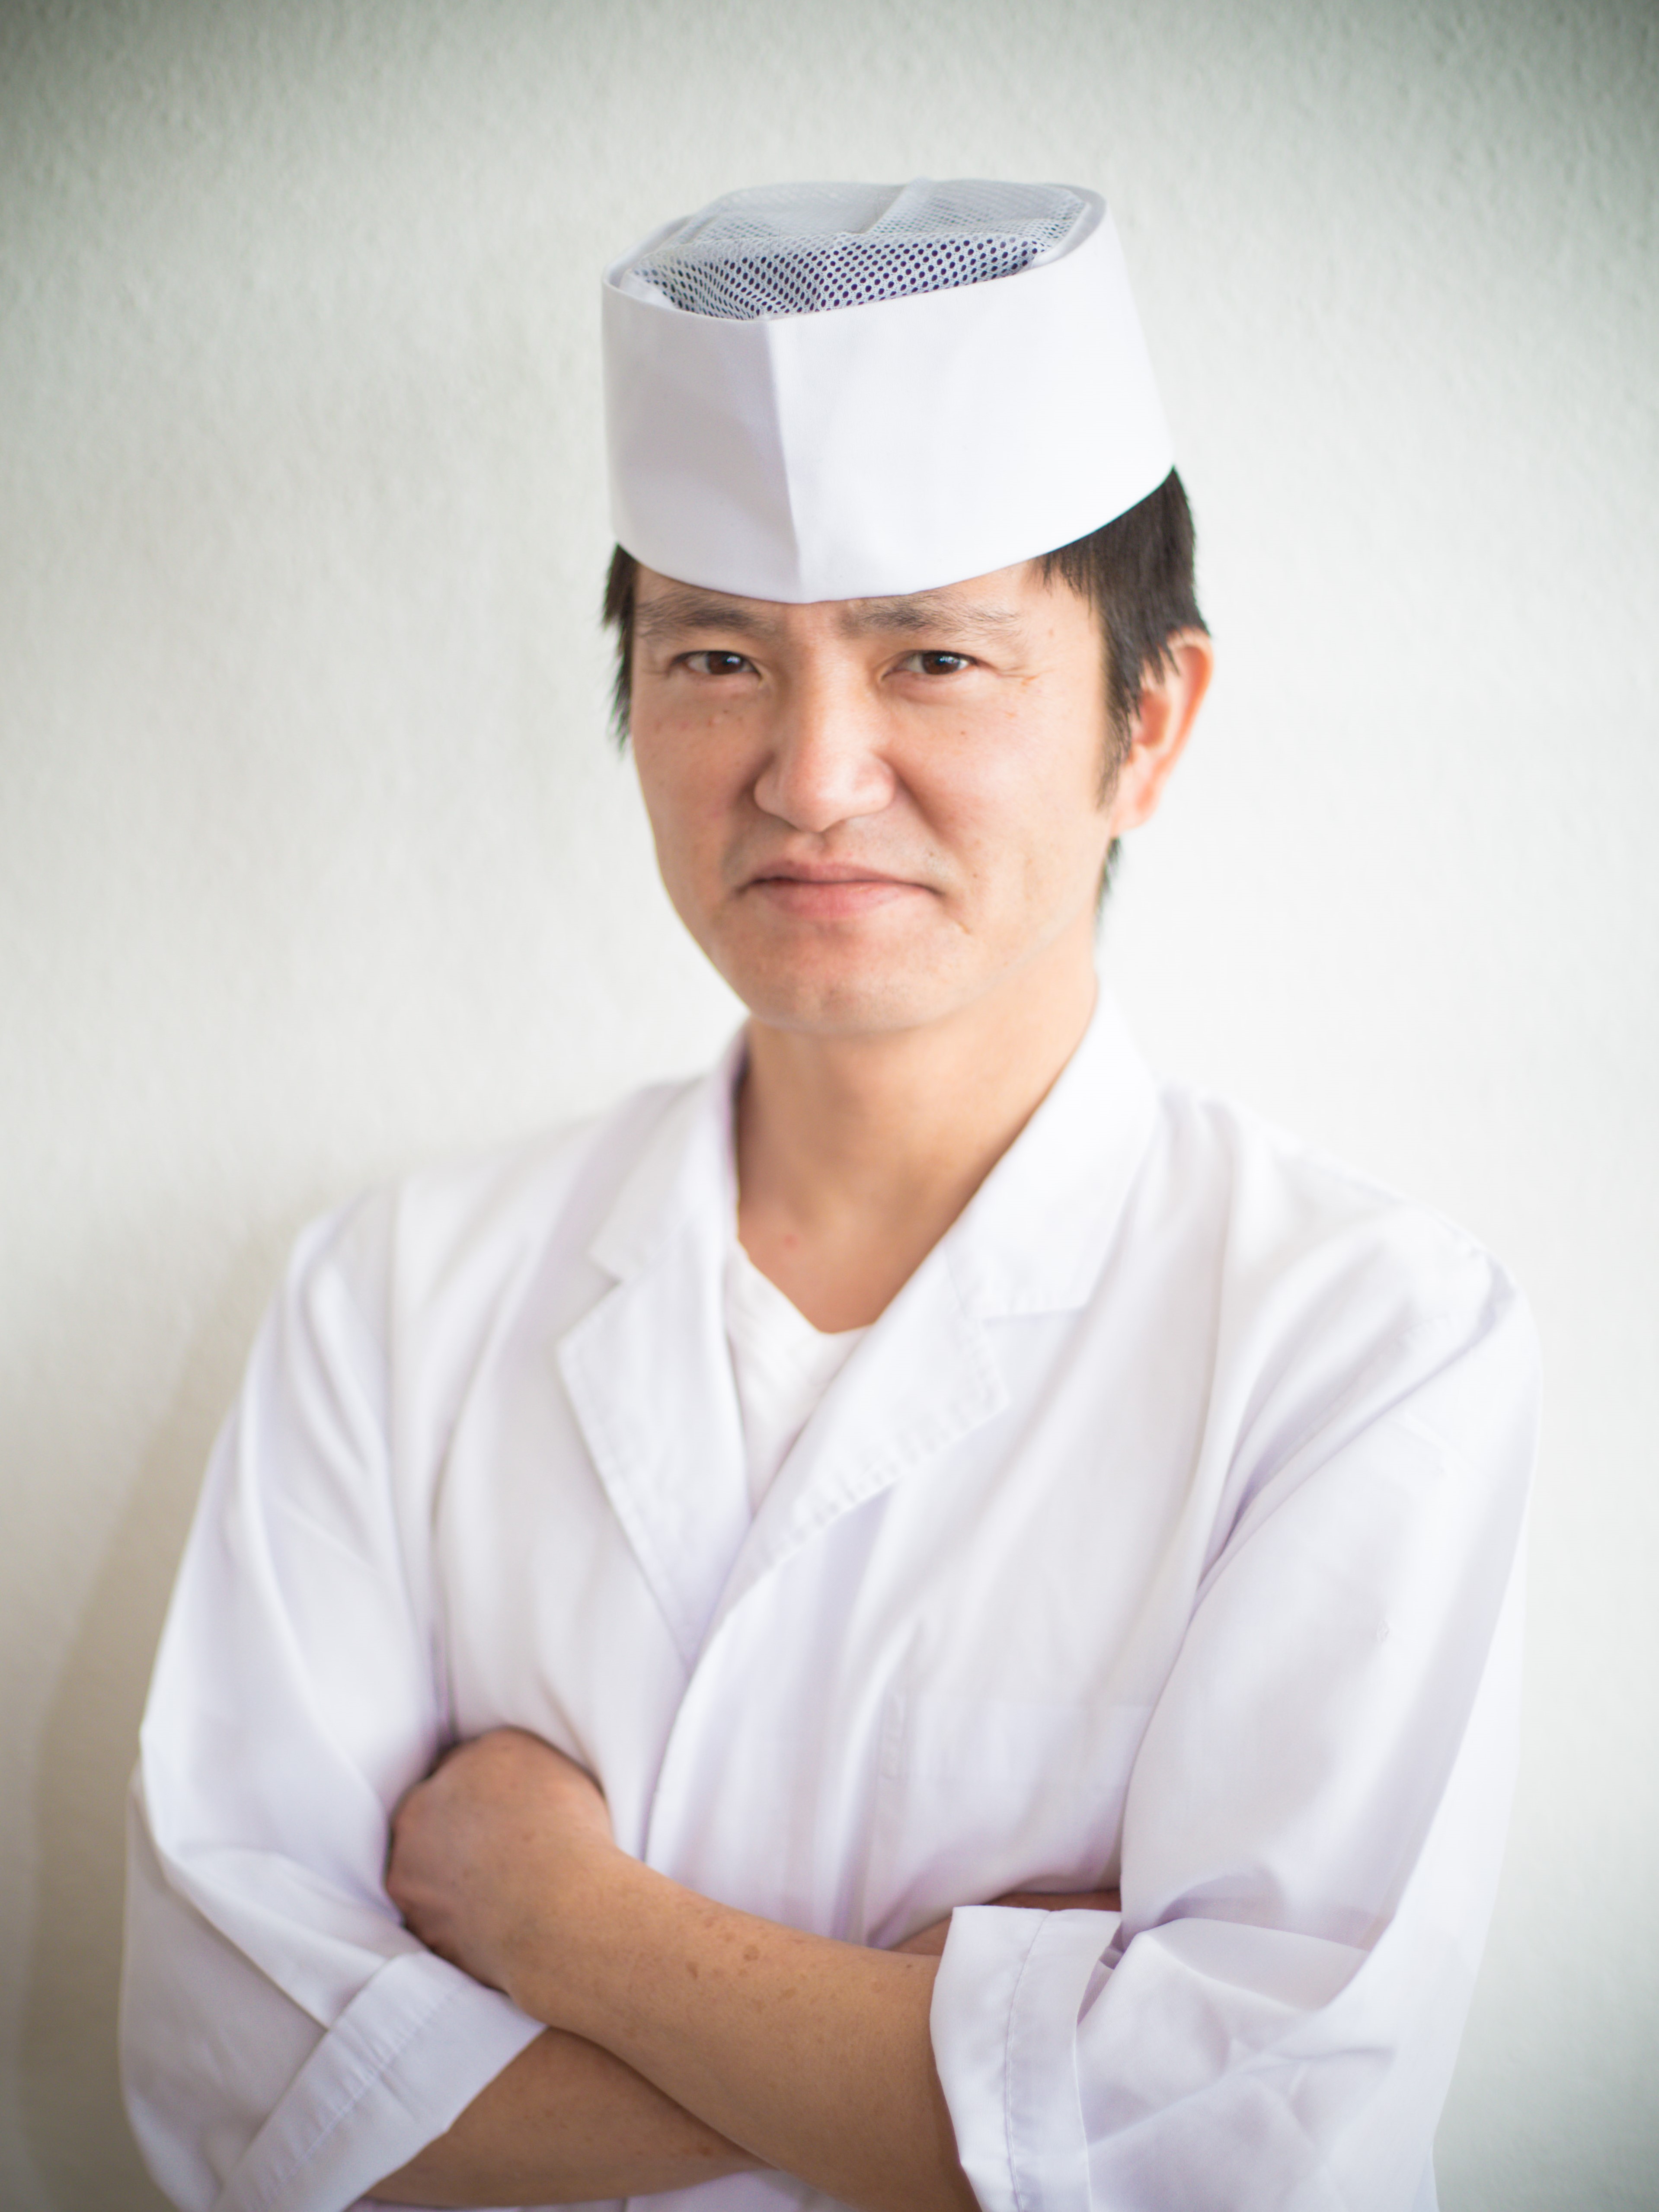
501,1843,659,2039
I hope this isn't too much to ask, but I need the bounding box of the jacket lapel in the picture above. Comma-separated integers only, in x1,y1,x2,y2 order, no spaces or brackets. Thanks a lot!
709,1240,1007,1629
709,992,1162,1629
558,995,1163,1665
556,1049,751,1670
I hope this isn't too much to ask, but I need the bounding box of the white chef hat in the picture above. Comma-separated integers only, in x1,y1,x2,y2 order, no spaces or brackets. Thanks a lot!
601,178,1173,603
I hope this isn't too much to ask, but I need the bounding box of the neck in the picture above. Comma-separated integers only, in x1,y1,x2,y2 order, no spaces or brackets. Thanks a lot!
735,923,1099,1331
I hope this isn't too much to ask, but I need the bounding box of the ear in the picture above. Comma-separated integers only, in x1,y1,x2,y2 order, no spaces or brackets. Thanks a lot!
1106,631,1214,836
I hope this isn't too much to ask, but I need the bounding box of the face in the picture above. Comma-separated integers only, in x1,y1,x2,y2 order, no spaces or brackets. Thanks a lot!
627,559,1192,1039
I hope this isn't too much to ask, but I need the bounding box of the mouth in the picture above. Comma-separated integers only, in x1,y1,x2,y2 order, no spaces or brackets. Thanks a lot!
749,859,911,885
742,857,927,917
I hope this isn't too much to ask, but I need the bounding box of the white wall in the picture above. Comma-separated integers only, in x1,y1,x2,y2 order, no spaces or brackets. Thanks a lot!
2,1,1654,2203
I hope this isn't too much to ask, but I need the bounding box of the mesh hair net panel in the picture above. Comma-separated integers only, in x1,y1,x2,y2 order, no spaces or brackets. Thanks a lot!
602,177,1172,599
617,179,1090,321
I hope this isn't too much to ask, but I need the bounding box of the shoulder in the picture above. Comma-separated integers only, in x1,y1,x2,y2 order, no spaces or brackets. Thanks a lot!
1154,1079,1523,1324
1138,1082,1539,1465
278,1072,703,1351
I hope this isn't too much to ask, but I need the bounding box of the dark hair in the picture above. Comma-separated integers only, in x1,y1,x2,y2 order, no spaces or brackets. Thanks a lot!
601,467,1206,897
1038,468,1206,765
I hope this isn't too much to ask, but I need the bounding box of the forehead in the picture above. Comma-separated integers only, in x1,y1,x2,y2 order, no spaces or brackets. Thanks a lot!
631,560,1085,648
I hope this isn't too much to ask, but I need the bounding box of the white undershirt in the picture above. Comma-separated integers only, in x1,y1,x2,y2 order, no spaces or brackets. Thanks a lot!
724,1239,867,1510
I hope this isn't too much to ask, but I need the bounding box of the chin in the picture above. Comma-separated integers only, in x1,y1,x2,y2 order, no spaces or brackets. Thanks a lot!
722,956,971,1039
698,901,996,1036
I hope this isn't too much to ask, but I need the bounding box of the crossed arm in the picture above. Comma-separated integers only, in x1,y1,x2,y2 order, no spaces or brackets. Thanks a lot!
374,1729,1118,2211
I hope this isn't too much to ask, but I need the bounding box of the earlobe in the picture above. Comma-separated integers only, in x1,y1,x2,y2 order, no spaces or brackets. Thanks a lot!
1110,631,1214,836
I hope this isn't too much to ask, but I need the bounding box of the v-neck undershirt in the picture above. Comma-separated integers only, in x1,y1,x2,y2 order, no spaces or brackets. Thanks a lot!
723,1238,868,1511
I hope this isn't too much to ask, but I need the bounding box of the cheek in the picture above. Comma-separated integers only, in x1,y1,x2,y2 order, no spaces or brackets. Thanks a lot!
633,719,742,841
630,718,766,930
923,712,1109,905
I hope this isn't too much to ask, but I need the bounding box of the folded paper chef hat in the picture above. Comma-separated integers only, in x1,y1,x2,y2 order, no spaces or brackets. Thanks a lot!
601,179,1173,602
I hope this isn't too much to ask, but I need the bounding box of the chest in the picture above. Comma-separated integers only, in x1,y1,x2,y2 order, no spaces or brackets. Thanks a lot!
429,1283,1221,1943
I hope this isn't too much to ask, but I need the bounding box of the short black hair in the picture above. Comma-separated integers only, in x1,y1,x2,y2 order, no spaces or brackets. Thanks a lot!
601,467,1206,898
1037,468,1206,764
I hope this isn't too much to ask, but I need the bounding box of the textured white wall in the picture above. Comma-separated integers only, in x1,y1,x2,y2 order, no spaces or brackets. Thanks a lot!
2,1,1654,2204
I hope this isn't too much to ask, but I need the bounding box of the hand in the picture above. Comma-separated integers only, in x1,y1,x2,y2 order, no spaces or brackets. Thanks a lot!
892,1886,1123,1957
384,1729,996,2212
386,1727,619,2004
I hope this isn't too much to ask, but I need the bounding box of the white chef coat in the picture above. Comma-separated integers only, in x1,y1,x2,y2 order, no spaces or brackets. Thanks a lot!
121,996,1537,2212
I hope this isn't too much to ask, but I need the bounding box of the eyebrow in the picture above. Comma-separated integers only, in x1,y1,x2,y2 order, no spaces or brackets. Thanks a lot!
833,595,1027,643
634,590,786,645
633,587,1027,647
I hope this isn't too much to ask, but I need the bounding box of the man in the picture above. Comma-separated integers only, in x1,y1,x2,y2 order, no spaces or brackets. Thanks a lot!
122,180,1536,2212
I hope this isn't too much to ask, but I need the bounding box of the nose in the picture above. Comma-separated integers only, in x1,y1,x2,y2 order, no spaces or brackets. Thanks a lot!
751,665,896,834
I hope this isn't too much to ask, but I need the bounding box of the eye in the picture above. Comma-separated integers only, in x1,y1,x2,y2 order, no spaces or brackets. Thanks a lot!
681,649,756,677
898,650,975,677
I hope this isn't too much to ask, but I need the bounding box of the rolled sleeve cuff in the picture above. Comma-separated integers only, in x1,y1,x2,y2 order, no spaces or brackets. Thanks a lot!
214,1949,543,2212
930,1905,1119,2212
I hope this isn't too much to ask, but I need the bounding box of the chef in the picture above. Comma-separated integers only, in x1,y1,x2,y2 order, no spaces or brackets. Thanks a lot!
121,179,1537,2212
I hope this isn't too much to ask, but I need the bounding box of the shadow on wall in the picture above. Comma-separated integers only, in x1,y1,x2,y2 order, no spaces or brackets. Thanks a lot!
18,1234,289,2212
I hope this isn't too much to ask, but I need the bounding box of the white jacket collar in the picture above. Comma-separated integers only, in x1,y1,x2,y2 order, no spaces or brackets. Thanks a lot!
945,992,1160,1319
587,988,1160,1319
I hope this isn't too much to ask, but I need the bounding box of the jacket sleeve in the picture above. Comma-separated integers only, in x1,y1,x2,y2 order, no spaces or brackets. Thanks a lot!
930,1260,1538,2212
120,1200,543,2212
